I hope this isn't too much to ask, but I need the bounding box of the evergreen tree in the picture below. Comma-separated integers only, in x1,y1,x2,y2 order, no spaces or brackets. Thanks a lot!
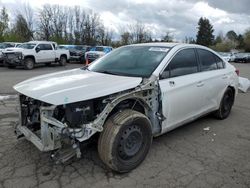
226,30,238,41
196,17,214,46
11,14,33,42
237,34,245,49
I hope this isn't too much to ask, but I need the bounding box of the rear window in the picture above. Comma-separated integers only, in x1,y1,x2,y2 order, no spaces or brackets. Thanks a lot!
198,49,218,71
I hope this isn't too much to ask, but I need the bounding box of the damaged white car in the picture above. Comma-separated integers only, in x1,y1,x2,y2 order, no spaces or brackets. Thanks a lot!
14,43,238,172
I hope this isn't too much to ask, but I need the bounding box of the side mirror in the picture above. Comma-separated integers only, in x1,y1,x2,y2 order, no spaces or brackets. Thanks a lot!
35,47,40,53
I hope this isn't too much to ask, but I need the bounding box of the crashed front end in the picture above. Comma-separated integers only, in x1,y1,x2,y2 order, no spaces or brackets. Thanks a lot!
3,51,24,66
15,75,161,163
15,94,108,161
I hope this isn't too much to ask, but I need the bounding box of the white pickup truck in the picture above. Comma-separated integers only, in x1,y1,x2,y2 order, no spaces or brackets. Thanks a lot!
2,41,70,70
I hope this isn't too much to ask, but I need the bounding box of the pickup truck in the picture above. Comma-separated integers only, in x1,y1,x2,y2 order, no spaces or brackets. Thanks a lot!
2,41,70,69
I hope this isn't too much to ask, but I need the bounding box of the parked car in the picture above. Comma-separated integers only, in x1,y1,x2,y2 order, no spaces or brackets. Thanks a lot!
85,46,113,63
234,53,250,63
2,41,70,69
14,43,238,172
59,45,90,63
218,52,231,62
0,42,22,65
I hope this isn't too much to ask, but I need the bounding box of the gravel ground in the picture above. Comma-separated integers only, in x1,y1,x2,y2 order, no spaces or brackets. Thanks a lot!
0,62,250,188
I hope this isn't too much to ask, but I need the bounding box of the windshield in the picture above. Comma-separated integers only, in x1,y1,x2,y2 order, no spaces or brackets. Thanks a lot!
19,43,36,49
0,43,9,49
88,46,169,77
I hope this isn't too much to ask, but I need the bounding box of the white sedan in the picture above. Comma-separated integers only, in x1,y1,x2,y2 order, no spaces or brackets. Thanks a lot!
14,43,238,172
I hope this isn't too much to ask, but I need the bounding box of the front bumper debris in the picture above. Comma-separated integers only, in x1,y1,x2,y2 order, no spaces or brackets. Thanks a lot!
16,105,62,151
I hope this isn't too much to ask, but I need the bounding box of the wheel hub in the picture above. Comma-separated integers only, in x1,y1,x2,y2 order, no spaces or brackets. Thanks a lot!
118,125,143,159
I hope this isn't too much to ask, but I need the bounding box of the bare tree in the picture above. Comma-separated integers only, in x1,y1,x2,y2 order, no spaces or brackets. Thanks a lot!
161,31,173,42
97,25,113,45
23,3,34,38
129,22,152,43
0,7,9,41
38,5,53,40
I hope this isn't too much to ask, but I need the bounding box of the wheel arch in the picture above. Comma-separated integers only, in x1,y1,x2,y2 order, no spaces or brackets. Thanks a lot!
107,97,149,119
228,85,236,104
24,55,35,62
60,54,67,59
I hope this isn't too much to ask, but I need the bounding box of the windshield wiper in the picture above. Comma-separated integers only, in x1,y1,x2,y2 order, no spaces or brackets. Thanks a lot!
81,65,90,71
96,70,121,75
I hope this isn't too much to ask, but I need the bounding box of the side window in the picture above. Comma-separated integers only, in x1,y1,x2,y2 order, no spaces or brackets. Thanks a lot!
43,44,53,50
52,43,56,49
161,48,198,79
37,44,45,50
198,49,218,71
215,56,225,69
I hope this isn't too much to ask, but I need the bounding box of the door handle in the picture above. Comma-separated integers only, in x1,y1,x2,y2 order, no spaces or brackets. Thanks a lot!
196,81,204,87
169,81,175,86
222,74,228,79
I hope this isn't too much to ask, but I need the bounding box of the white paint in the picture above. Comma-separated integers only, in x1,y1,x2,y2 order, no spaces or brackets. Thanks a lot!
158,44,238,134
0,95,17,101
14,68,142,105
203,127,210,131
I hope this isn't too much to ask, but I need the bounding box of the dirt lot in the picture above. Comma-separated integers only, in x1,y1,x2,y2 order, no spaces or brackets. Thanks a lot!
0,63,250,188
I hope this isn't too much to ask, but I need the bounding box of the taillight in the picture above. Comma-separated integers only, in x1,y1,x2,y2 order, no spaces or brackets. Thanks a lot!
235,69,239,76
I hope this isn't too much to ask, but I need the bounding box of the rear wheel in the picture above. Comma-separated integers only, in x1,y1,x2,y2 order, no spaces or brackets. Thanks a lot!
98,109,152,173
59,56,67,66
214,88,234,119
24,58,34,70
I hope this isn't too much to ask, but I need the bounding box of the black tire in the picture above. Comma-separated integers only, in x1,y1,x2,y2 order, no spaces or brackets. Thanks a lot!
7,65,16,69
24,58,35,70
98,109,152,173
80,56,85,64
59,56,67,66
3,61,15,68
214,88,234,120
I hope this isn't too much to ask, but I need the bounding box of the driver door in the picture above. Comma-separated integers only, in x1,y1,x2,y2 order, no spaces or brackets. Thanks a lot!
159,48,205,133
35,44,47,63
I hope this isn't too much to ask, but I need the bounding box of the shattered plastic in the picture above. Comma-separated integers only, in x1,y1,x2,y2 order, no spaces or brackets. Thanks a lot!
238,77,250,93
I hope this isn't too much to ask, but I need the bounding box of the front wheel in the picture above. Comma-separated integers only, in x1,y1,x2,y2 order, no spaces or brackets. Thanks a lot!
98,109,152,173
24,58,35,70
214,88,234,120
59,56,67,66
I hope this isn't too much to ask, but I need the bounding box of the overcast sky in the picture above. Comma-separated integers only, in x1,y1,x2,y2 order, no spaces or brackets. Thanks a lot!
1,0,250,41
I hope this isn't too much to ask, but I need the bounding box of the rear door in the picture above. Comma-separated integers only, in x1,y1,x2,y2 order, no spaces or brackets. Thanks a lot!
196,48,229,111
159,48,205,133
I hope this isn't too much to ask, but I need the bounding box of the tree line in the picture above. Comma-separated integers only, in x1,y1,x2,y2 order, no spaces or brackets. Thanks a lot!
0,5,250,52
194,17,250,52
0,4,175,47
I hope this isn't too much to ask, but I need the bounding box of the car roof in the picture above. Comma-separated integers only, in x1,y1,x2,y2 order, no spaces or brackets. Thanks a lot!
127,42,209,49
28,41,57,44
